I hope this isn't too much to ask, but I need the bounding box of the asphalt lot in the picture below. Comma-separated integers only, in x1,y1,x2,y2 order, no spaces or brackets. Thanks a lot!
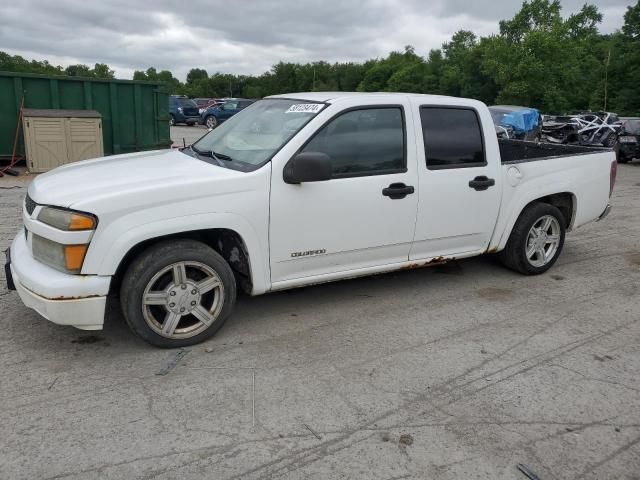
171,124,210,147
1,161,639,479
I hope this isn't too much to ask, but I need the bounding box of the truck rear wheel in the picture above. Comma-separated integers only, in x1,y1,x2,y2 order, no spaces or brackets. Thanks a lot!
498,203,566,275
120,239,236,348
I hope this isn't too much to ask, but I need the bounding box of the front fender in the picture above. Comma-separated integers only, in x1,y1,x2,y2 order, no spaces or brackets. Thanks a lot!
83,212,270,295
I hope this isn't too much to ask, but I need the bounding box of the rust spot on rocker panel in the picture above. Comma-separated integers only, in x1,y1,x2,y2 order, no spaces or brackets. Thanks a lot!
49,294,102,300
399,257,452,270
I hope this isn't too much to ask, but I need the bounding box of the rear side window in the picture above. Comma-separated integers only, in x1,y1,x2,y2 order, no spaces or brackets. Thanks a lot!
420,107,485,169
302,107,405,178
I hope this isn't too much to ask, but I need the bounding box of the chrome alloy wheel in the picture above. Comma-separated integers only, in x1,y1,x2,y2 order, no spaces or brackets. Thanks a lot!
142,261,224,339
525,215,561,268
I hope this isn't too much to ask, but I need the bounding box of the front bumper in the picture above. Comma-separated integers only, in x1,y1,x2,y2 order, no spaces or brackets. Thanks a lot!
619,142,639,158
8,230,111,330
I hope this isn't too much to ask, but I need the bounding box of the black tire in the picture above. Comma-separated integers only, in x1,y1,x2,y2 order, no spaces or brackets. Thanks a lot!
205,115,218,129
120,239,236,348
498,203,566,275
169,114,175,127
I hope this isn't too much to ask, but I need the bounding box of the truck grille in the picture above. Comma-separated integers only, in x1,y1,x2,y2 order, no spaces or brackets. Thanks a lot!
25,194,37,216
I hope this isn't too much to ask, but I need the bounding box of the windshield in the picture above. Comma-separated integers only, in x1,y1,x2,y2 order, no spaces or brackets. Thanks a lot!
192,98,325,167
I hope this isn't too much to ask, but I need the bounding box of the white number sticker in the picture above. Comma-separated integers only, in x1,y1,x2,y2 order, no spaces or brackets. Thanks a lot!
286,104,323,114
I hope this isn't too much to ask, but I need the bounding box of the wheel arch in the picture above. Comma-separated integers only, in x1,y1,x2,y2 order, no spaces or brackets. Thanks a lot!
495,191,576,251
110,228,255,296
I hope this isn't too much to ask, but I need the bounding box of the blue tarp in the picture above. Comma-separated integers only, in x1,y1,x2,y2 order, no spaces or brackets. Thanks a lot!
501,108,541,134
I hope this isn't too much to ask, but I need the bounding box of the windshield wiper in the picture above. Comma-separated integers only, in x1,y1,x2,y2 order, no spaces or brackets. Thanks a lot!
190,145,233,162
211,151,233,161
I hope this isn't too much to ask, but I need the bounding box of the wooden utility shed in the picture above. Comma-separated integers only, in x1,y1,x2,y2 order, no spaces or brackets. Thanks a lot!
22,109,104,173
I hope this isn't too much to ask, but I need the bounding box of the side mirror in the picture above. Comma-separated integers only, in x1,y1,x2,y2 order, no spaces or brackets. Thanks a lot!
283,152,332,184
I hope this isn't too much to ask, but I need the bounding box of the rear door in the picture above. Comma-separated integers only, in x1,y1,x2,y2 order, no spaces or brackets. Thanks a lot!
410,103,502,260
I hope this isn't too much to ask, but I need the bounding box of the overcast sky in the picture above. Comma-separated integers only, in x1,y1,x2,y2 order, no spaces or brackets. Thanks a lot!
0,0,632,80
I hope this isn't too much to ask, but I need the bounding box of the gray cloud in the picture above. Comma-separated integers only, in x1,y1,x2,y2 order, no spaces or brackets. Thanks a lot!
0,0,631,80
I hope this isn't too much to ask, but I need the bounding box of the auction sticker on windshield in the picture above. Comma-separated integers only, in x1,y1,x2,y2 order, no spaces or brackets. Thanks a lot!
286,104,324,114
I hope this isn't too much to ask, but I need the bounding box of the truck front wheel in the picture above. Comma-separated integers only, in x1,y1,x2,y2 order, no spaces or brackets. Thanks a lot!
498,203,566,275
120,239,236,348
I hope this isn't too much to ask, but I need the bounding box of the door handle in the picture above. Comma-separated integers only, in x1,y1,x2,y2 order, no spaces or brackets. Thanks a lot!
468,176,495,191
382,183,415,199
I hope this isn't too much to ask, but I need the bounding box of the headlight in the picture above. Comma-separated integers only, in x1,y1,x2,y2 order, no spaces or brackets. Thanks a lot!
178,107,183,113
32,235,89,274
38,207,96,231
34,207,96,273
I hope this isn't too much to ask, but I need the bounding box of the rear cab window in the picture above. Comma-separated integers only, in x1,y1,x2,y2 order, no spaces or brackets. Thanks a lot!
420,107,486,169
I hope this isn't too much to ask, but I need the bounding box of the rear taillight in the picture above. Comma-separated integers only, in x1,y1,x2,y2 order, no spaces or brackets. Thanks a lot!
610,160,617,197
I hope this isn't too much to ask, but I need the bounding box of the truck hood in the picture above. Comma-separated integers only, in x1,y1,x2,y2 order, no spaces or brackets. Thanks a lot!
28,149,248,211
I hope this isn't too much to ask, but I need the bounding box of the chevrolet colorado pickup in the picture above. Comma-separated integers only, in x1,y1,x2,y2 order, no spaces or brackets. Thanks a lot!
5,93,616,347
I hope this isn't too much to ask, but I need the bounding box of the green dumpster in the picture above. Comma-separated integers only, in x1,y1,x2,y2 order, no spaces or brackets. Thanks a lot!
0,71,171,160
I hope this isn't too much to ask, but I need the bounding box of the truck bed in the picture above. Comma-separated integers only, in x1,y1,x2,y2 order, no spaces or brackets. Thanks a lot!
499,139,609,164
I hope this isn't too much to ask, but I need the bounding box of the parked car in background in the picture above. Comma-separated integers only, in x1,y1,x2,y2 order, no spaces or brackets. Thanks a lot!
542,112,621,147
6,92,616,347
194,98,213,108
194,98,224,114
169,95,200,126
489,105,542,141
200,98,255,129
618,119,640,163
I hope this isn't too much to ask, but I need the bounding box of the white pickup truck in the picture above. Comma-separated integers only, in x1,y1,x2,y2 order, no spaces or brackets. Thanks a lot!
5,93,616,347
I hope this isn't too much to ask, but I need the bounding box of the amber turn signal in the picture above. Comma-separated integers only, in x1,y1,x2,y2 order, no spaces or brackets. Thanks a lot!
69,213,96,230
64,244,89,272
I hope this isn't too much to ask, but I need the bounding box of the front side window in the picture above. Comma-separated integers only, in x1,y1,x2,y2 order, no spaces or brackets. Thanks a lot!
191,98,325,168
302,107,405,177
421,107,485,169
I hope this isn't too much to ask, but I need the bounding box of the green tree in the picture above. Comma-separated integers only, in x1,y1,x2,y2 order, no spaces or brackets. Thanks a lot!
64,64,92,77
483,0,603,113
186,68,208,85
92,63,115,79
622,0,640,38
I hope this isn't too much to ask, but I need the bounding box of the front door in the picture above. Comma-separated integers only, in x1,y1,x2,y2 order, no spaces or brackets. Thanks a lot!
269,100,419,285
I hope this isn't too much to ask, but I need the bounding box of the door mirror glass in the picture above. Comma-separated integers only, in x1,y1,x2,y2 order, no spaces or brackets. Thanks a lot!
283,152,332,184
